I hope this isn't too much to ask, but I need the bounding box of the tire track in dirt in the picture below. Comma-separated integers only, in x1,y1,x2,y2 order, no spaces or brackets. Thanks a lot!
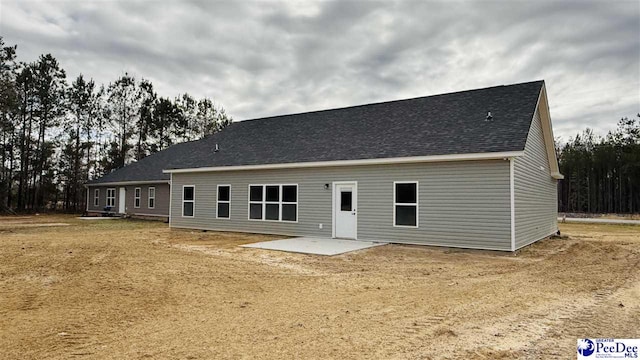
42,321,114,358
524,266,640,359
171,243,329,276
18,292,39,311
453,248,640,359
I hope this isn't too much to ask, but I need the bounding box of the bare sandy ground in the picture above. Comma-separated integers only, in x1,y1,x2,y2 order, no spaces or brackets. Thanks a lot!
0,215,638,359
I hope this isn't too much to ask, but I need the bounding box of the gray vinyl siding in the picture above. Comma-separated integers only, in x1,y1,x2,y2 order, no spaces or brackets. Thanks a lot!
514,109,558,249
87,183,170,216
87,185,119,213
170,160,513,250
124,184,170,216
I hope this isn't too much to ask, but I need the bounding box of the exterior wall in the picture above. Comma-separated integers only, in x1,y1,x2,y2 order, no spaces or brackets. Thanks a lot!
170,160,513,251
514,109,559,249
86,183,170,217
87,185,119,214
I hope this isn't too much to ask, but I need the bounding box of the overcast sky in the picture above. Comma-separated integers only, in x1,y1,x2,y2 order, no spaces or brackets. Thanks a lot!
1,0,638,141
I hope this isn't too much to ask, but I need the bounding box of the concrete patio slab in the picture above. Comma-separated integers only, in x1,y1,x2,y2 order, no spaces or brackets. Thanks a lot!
240,237,386,256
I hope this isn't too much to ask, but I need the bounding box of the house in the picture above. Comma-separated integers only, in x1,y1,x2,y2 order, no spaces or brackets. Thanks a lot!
162,80,562,251
84,143,192,220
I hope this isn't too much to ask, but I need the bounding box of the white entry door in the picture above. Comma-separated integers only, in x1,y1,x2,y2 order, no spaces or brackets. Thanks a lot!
118,187,126,214
334,182,357,239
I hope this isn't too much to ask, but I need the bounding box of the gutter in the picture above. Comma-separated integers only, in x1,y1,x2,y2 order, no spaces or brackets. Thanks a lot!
85,180,170,187
163,151,525,174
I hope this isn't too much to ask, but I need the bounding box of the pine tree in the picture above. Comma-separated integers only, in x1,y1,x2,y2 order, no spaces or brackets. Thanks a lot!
32,54,66,209
0,37,18,209
136,79,155,160
104,74,140,170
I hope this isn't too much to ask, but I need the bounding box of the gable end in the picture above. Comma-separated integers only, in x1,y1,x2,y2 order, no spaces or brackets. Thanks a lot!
534,83,563,180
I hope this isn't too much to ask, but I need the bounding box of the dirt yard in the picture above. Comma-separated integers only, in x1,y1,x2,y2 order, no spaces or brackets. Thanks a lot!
1,215,638,359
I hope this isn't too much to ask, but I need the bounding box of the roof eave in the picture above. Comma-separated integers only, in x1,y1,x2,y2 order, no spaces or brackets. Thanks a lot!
535,82,564,180
162,151,524,174
85,179,170,187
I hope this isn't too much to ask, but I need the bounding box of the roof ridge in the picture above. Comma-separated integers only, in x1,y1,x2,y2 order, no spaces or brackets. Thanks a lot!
237,80,544,124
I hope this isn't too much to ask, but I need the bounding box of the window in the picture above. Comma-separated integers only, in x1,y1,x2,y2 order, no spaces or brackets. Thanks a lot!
281,185,297,221
265,185,279,220
340,191,352,211
394,182,418,227
249,186,263,220
248,184,297,222
217,185,230,219
182,185,195,217
134,188,141,208
94,189,100,207
106,188,116,208
148,187,155,209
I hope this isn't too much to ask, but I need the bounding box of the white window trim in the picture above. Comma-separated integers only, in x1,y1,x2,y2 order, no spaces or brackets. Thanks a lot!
106,188,116,208
134,187,141,208
182,185,195,217
94,188,100,207
247,184,298,223
148,186,156,209
216,184,231,219
393,181,419,228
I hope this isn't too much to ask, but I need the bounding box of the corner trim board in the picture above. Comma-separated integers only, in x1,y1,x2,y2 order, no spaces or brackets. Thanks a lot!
510,157,516,251
168,173,173,227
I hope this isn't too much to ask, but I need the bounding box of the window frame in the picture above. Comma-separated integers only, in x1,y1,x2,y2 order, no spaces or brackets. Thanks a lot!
247,184,298,223
264,185,280,221
182,185,195,218
248,185,264,221
393,181,419,228
148,187,156,209
281,185,298,222
134,187,141,208
106,188,116,208
94,188,100,207
216,184,231,219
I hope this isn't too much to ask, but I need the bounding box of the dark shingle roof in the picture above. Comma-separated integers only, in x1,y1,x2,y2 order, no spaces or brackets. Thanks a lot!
89,80,543,183
86,142,188,184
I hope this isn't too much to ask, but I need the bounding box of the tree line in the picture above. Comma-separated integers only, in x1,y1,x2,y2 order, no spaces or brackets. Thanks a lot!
0,38,231,213
557,115,640,214
2,36,638,215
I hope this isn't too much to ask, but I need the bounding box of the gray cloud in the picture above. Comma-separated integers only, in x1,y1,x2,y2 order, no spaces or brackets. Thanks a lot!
1,0,638,141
